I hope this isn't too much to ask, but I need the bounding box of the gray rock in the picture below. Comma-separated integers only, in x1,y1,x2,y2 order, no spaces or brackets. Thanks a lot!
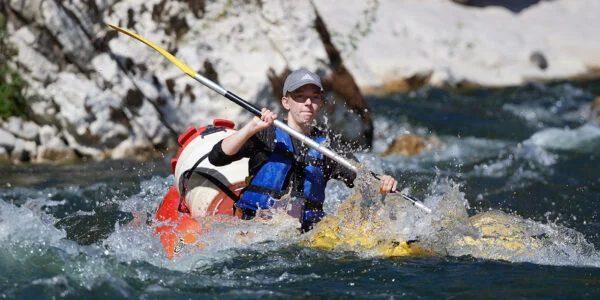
5,118,23,136
4,0,598,164
590,96,600,123
62,130,104,159
41,0,96,70
2,0,375,162
5,117,40,140
10,138,37,162
37,131,76,162
8,26,59,82
0,147,9,162
38,125,58,145
92,53,119,82
0,128,17,149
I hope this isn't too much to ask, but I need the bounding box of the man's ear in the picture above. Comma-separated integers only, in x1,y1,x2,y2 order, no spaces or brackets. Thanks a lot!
281,96,291,110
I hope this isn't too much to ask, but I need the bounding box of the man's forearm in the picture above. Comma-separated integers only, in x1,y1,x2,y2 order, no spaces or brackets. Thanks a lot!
221,121,260,155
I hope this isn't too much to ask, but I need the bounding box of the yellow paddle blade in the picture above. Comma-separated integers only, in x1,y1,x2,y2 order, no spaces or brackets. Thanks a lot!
107,24,198,78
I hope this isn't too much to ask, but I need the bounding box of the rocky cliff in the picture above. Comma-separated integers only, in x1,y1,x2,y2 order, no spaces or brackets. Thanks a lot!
1,0,599,164
1,0,373,163
316,0,600,92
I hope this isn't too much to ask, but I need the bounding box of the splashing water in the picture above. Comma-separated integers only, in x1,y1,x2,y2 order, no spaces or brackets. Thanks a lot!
307,168,600,267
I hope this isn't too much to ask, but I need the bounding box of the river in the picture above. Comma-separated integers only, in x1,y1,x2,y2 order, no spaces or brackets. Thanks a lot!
1,80,599,298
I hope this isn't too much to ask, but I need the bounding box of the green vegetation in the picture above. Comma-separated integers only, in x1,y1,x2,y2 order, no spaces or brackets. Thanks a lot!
0,14,28,119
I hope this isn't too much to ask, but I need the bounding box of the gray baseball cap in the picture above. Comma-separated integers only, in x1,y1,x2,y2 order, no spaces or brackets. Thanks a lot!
282,68,323,95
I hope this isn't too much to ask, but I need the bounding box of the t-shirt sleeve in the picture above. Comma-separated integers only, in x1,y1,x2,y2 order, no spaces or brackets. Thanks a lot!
328,152,358,188
208,127,274,166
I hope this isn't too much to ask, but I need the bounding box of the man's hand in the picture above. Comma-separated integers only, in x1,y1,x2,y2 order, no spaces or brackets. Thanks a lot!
221,108,277,156
250,108,277,133
379,175,398,194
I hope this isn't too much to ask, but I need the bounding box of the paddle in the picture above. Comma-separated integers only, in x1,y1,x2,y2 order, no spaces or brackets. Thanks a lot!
107,24,432,214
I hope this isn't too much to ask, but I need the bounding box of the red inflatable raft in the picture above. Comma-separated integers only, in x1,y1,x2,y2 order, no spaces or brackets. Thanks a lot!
154,119,248,259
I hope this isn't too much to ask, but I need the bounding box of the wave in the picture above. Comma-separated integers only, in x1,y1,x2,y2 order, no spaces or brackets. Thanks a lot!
524,124,600,152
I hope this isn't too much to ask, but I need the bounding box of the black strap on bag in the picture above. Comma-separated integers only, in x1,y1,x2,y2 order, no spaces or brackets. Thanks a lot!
178,152,240,213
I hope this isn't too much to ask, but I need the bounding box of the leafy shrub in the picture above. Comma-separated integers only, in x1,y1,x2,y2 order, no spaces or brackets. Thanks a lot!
0,14,28,119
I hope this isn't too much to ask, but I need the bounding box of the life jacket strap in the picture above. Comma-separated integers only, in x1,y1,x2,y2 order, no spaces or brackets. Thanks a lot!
243,185,288,199
238,128,328,211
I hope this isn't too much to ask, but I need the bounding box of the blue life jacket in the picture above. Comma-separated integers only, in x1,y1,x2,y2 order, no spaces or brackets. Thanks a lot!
237,127,327,228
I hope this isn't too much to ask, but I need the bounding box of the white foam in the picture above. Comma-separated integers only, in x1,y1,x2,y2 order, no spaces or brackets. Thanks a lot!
102,176,304,271
337,178,600,267
525,124,600,152
0,199,67,250
472,142,557,179
1,165,598,279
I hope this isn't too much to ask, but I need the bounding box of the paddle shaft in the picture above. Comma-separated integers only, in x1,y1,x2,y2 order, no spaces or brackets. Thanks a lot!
108,24,431,214
194,73,431,214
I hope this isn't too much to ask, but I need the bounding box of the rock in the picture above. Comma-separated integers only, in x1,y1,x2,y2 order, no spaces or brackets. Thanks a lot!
46,72,101,137
36,125,77,162
37,140,77,162
91,53,119,82
0,147,9,162
110,137,156,160
8,26,59,82
61,130,104,159
3,0,600,164
38,125,57,145
590,96,600,122
10,138,37,163
0,128,17,150
314,0,600,91
382,134,443,157
383,134,427,157
107,0,371,147
4,117,39,140
592,96,600,110
28,95,59,123
7,0,97,71
314,12,373,147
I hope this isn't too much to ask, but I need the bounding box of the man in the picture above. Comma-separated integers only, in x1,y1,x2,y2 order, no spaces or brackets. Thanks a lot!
209,68,397,232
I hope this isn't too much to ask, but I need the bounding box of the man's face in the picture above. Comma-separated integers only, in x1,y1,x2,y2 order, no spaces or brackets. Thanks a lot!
282,84,323,127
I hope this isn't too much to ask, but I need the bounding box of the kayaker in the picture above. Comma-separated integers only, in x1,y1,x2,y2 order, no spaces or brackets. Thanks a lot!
208,68,397,232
